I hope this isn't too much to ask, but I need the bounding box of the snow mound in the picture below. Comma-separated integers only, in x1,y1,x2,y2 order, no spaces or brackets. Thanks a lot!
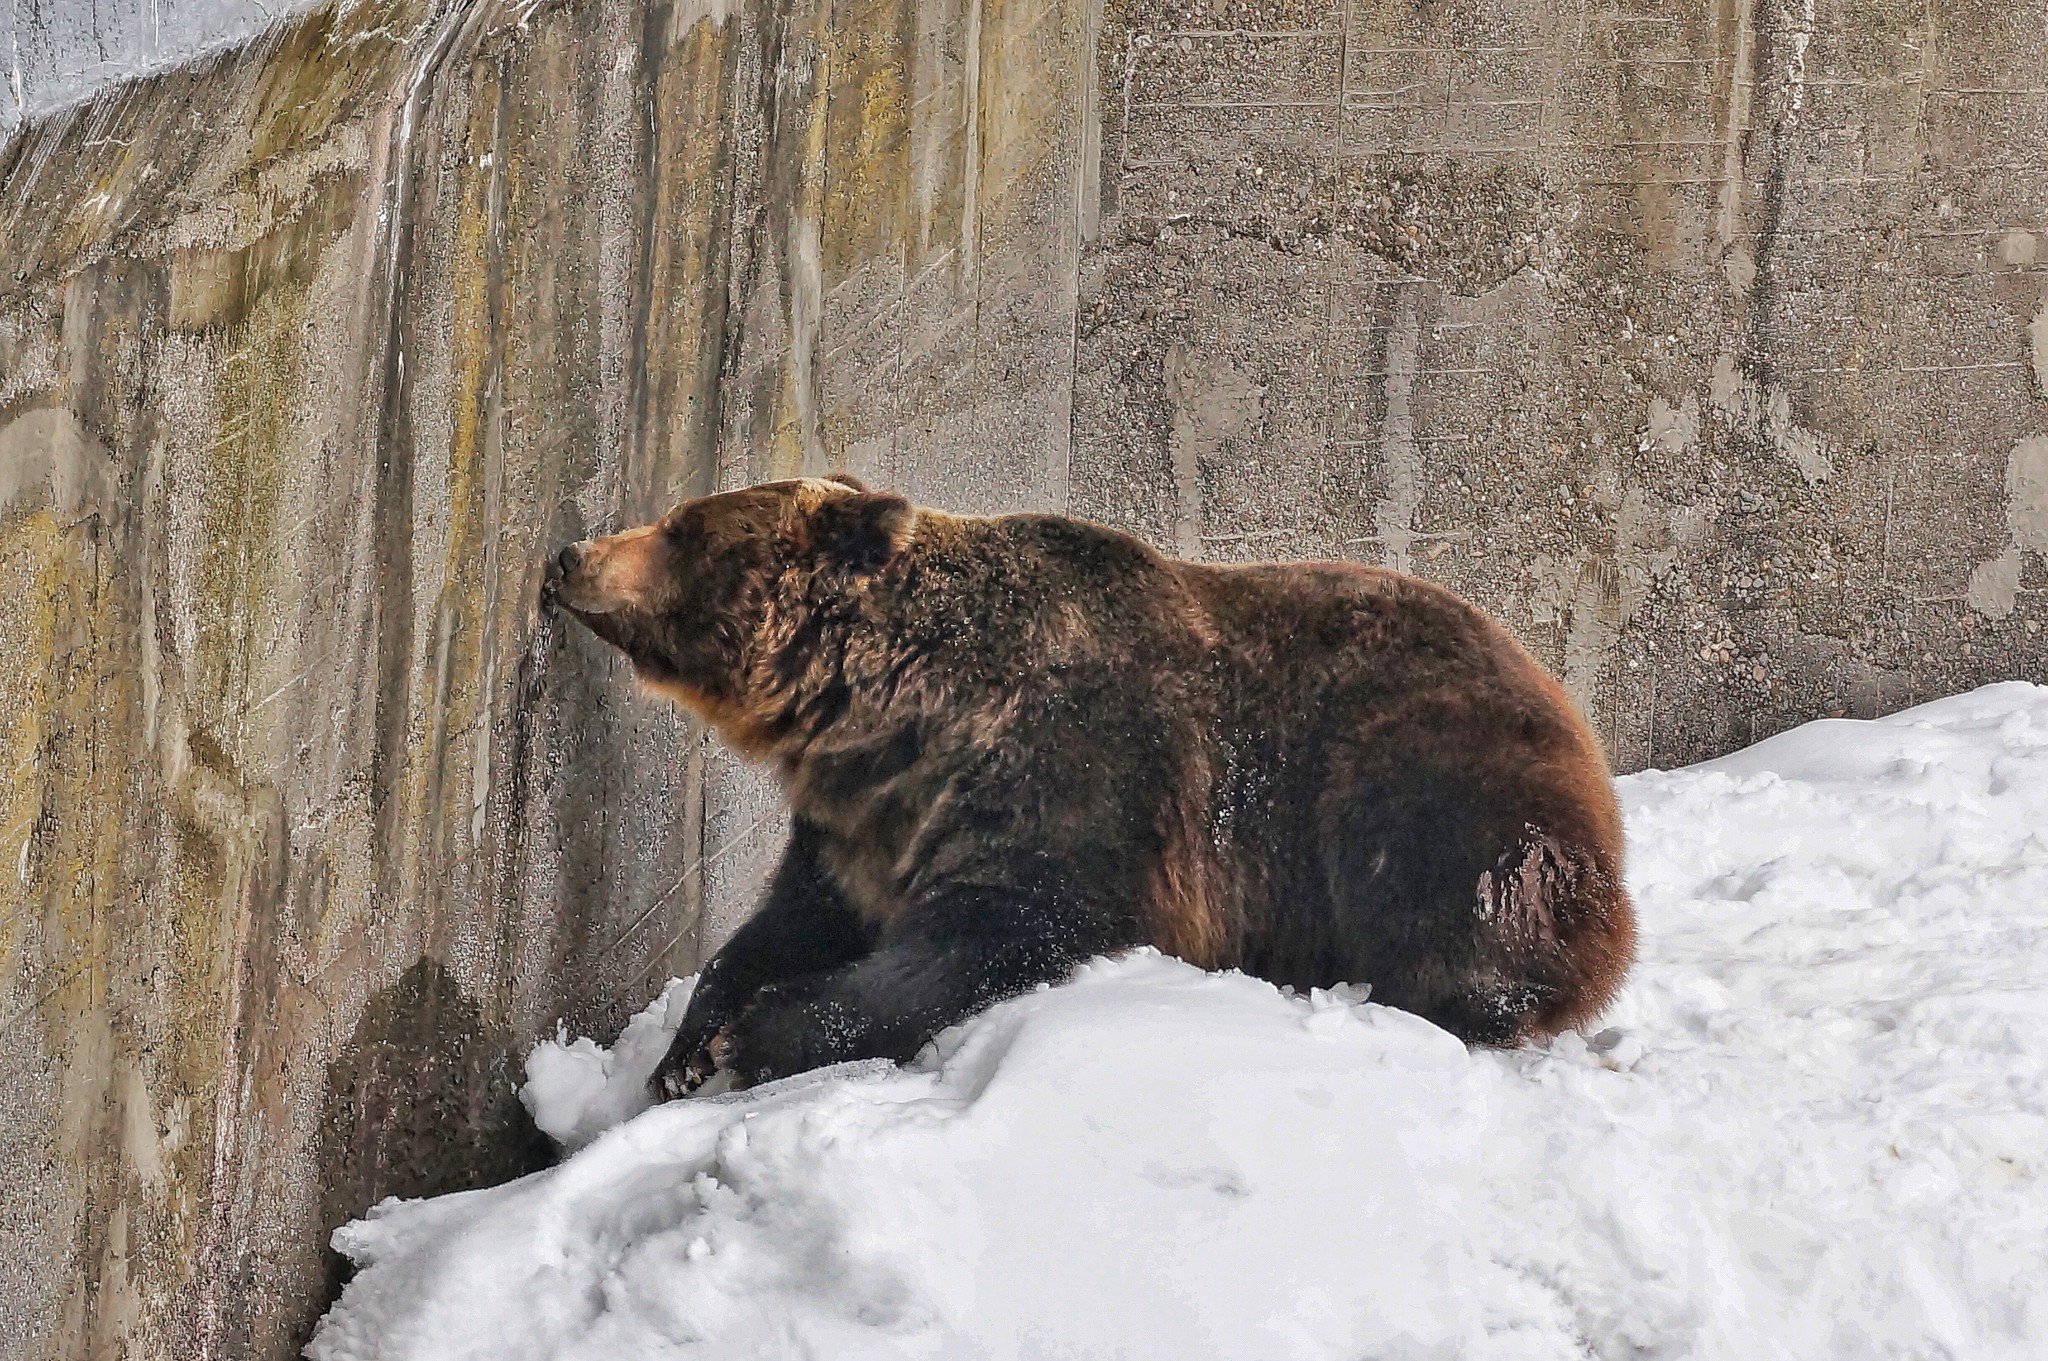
518,976,696,1150
311,683,2048,1360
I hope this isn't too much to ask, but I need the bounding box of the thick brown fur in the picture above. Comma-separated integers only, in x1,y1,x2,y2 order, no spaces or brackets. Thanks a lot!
547,476,1634,1095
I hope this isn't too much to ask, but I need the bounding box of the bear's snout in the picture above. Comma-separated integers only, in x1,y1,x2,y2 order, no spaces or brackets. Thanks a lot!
548,525,666,617
546,538,612,614
541,540,587,607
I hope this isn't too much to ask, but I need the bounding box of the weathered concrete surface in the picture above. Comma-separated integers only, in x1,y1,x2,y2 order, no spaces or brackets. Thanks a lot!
1,0,2044,1355
1076,0,2048,765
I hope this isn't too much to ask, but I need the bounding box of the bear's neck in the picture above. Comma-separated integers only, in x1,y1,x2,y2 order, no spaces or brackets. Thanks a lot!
760,522,987,786
761,513,1223,880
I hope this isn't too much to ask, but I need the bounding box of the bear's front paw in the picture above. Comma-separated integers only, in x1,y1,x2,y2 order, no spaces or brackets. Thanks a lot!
649,1030,733,1100
723,983,872,1088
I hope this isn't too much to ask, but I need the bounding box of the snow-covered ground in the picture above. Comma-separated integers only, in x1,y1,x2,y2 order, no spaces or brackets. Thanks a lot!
309,683,2048,1360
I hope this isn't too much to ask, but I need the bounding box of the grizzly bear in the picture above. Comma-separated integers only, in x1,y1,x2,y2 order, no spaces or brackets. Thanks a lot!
547,476,1633,1097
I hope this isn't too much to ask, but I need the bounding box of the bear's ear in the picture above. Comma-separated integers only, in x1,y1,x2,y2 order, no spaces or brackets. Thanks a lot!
824,471,869,493
812,491,916,574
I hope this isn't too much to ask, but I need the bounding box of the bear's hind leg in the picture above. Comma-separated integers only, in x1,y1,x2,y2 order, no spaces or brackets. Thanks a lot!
1426,831,1630,1046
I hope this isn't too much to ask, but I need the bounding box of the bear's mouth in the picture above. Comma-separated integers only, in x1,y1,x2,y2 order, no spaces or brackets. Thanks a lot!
552,585,623,617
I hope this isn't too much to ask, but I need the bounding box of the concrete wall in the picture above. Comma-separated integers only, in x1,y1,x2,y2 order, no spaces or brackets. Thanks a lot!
1,0,2044,1354
2,0,308,138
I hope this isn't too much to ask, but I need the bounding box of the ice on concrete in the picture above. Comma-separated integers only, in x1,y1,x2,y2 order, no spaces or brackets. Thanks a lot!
3,0,305,137
311,682,2048,1360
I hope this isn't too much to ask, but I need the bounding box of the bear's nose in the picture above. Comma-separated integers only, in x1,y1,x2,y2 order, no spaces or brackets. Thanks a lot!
554,541,589,579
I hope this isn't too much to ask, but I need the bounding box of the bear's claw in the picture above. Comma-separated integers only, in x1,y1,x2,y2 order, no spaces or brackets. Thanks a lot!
651,1029,735,1100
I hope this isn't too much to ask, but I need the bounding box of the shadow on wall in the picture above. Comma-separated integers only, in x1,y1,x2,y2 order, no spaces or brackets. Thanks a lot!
314,957,556,1323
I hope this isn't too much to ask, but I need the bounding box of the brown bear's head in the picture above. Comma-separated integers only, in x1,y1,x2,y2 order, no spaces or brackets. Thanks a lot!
547,474,915,750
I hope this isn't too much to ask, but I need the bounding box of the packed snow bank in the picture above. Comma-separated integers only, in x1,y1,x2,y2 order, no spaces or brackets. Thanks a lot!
311,683,2048,1360
518,977,696,1150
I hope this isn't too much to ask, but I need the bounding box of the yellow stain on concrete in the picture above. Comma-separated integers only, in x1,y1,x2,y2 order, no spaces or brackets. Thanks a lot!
0,510,66,979
248,0,424,166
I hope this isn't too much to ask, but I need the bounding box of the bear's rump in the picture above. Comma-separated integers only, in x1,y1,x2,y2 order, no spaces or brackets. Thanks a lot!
1213,694,1626,1043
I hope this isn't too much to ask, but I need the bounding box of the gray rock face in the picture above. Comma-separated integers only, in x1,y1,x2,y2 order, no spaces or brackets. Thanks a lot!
2,0,2044,1353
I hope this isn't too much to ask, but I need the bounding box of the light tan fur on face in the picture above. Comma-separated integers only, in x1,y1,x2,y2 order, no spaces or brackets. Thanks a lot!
578,479,925,760
555,524,665,615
